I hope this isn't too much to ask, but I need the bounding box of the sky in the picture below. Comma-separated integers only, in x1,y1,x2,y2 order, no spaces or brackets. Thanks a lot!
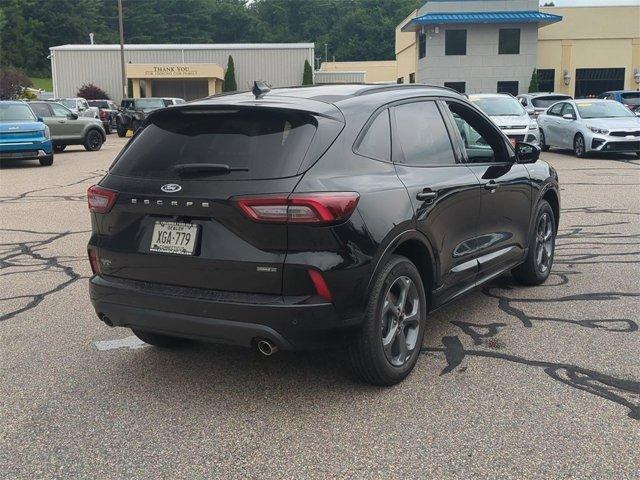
541,0,640,5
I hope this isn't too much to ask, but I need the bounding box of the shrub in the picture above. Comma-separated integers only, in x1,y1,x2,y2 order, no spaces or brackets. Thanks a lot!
223,55,237,92
0,66,32,100
77,83,110,100
528,69,539,93
302,60,313,85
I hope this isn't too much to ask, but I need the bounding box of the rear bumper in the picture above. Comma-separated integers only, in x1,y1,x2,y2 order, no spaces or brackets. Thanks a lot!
90,275,361,350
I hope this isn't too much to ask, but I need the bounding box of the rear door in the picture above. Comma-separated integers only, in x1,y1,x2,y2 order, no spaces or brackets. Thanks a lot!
443,100,532,281
94,106,340,295
390,100,481,305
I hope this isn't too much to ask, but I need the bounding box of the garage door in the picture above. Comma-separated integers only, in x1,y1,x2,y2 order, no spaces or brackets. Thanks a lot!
575,68,625,98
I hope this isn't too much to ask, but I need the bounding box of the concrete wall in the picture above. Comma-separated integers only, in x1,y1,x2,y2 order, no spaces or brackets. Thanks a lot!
50,44,315,102
538,6,640,94
319,61,397,83
395,9,418,83
314,71,366,84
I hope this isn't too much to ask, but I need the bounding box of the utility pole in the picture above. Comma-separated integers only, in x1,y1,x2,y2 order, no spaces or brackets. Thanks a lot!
324,43,328,65
118,0,126,98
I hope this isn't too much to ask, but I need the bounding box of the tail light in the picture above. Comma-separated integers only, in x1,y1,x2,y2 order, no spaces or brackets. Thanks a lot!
234,192,359,225
308,269,332,301
87,185,117,213
88,249,100,274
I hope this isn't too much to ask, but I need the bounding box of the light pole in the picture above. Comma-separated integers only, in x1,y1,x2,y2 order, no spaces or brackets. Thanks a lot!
118,0,126,98
324,43,328,65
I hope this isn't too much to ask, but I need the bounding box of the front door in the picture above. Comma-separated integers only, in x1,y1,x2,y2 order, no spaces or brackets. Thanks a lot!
390,100,482,306
49,103,83,141
444,100,533,283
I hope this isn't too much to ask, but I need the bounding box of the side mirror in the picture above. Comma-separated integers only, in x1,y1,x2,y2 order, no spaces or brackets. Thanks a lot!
67,113,78,120
515,142,540,164
36,116,44,123
562,113,575,120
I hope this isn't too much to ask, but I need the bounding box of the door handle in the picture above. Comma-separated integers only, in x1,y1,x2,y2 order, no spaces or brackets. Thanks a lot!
483,181,500,192
57,120,65,123
416,190,438,202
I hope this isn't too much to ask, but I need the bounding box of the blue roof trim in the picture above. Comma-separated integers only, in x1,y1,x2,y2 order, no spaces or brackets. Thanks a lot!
402,11,563,31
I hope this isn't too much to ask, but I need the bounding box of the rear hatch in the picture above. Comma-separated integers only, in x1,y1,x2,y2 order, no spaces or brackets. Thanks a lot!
93,103,343,295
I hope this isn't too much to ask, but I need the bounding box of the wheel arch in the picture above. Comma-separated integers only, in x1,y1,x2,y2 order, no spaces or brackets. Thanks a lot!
541,187,560,230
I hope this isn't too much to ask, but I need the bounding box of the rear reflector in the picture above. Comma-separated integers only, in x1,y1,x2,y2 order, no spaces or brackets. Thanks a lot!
87,185,117,213
308,269,332,302
88,249,100,274
234,192,359,225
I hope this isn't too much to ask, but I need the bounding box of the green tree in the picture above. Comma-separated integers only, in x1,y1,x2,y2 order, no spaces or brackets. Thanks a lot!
528,69,539,93
302,59,313,85
224,55,237,92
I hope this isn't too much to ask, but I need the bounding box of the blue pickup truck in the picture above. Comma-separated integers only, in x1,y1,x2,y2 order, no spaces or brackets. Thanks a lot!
0,100,54,166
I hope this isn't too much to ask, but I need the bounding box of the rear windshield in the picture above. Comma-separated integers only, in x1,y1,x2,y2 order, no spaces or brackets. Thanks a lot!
621,92,640,105
0,103,36,122
88,100,109,108
532,96,571,108
110,109,317,180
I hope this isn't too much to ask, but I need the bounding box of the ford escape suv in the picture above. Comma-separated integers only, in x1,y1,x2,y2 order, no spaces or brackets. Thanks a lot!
88,84,560,385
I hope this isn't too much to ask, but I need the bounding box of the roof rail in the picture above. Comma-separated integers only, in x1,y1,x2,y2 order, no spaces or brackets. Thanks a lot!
355,83,468,98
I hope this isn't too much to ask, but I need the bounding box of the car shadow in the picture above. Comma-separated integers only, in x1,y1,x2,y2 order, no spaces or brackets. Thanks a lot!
547,149,639,163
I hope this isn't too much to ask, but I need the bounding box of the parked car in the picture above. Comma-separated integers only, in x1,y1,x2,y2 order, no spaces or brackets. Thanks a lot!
0,101,53,166
598,90,640,113
469,93,539,146
537,98,640,158
88,99,118,134
51,97,99,119
116,97,166,137
517,92,572,117
163,97,186,106
29,101,106,152
87,84,559,385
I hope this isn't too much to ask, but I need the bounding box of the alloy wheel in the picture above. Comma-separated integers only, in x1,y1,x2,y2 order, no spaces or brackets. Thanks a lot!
381,276,421,367
535,212,554,274
574,135,585,157
88,131,101,150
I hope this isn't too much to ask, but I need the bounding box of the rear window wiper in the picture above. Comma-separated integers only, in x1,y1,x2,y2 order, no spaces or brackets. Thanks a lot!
173,163,249,176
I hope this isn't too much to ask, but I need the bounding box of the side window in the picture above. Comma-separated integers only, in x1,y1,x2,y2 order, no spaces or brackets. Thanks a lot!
30,103,52,117
51,103,71,117
447,102,510,164
548,103,564,116
392,101,456,166
561,103,576,118
356,109,391,162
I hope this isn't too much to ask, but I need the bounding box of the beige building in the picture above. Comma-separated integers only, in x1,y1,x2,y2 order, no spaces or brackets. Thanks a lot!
125,63,224,99
538,6,640,96
396,5,640,96
318,60,398,83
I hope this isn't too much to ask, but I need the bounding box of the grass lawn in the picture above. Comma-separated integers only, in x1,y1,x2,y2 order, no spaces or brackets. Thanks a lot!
30,77,53,91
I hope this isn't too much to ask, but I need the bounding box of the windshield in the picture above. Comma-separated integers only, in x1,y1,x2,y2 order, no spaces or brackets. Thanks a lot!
134,98,166,111
0,103,37,122
621,92,640,106
111,109,318,180
576,102,635,119
56,100,77,109
470,96,525,116
532,96,571,108
88,100,108,108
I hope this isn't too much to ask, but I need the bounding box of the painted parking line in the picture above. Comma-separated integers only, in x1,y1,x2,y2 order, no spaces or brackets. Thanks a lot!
94,335,147,351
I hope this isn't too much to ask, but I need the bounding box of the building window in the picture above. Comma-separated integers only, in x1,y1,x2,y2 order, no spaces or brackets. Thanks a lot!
575,68,625,98
397,77,404,84
445,30,466,56
497,81,519,96
537,69,555,92
409,73,415,84
499,28,520,55
418,33,426,59
444,82,465,94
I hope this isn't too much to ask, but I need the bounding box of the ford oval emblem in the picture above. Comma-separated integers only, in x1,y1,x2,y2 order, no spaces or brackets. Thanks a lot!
161,183,182,193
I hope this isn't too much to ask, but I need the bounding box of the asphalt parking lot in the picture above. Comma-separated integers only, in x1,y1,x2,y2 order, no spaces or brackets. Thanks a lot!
1,136,638,479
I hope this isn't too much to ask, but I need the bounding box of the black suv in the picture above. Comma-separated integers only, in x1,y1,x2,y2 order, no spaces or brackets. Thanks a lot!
88,84,559,385
115,97,166,137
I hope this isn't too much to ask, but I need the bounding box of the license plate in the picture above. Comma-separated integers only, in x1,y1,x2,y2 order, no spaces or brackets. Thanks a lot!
150,221,199,255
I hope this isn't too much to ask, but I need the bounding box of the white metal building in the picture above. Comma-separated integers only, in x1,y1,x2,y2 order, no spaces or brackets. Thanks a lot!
50,43,315,102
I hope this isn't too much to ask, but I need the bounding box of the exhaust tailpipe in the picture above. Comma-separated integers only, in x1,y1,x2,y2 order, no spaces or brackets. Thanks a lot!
257,339,278,356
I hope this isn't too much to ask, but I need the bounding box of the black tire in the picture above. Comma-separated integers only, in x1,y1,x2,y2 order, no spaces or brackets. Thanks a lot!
39,155,54,166
512,200,556,286
131,328,185,348
116,121,126,137
573,133,586,158
349,254,427,386
105,123,112,134
84,129,103,151
539,129,550,152
54,145,66,152
635,152,640,159
131,120,141,134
